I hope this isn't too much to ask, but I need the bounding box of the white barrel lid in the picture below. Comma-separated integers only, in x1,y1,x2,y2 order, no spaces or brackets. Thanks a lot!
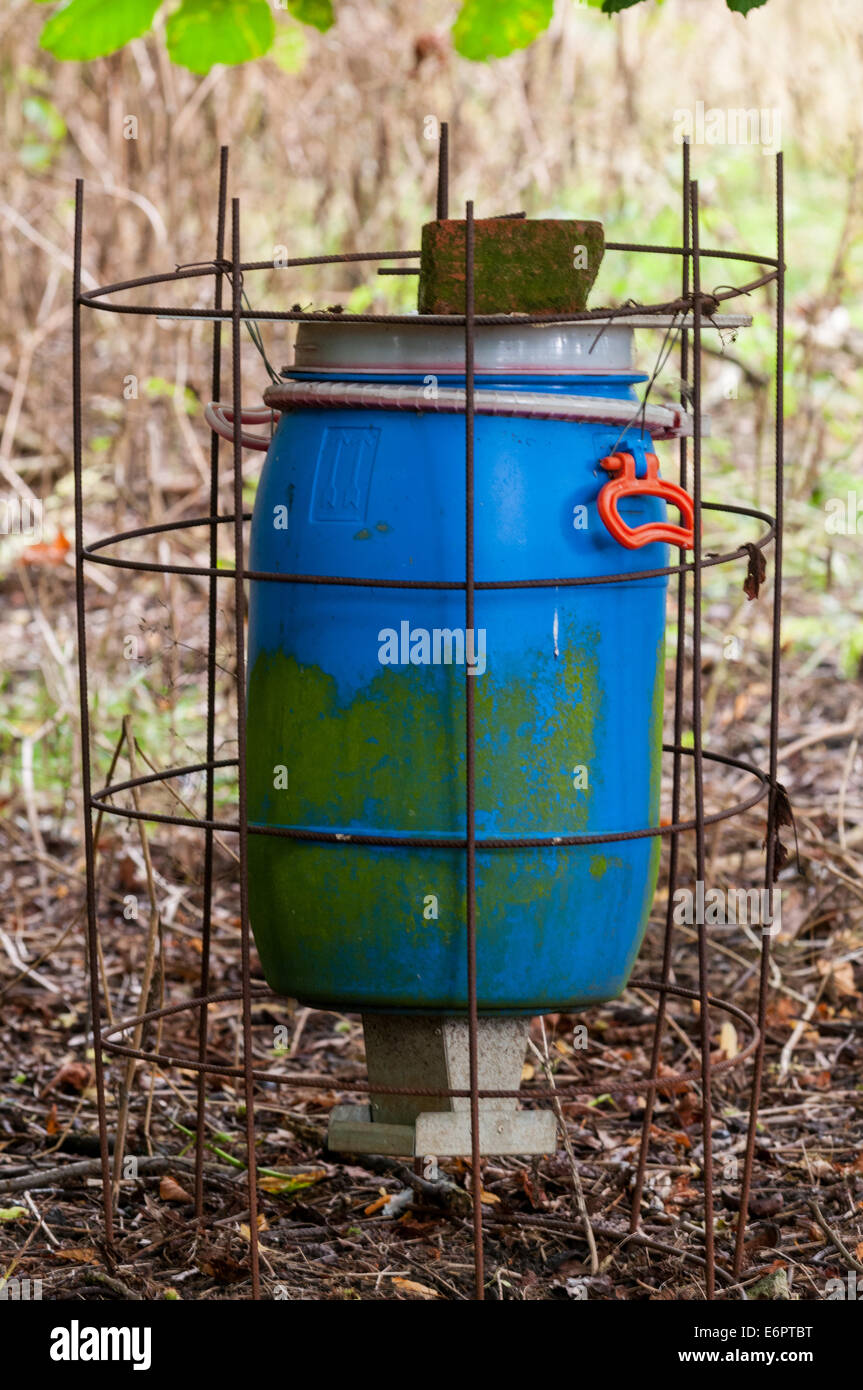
290,317,635,376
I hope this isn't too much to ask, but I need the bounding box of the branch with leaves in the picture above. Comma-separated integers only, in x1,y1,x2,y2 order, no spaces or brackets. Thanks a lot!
34,0,771,73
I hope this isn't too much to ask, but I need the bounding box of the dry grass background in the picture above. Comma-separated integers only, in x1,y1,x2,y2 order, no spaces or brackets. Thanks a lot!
1,0,860,887
1,0,863,1300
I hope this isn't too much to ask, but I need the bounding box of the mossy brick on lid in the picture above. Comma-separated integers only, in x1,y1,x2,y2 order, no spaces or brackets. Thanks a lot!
417,218,604,316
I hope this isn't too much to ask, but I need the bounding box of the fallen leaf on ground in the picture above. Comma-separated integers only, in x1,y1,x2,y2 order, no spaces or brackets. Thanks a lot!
159,1175,193,1203
239,1214,269,1238
818,958,857,999
392,1277,441,1299
198,1254,246,1283
54,1247,99,1265
42,1061,91,1096
21,530,71,566
258,1167,326,1195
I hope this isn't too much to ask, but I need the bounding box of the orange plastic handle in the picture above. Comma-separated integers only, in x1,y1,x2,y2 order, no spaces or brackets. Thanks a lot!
597,450,696,551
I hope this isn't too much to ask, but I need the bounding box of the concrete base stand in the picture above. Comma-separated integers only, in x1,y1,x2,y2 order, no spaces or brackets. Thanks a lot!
327,1015,557,1157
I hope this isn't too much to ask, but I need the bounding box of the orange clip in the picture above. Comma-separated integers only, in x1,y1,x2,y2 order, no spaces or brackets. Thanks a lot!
597,451,696,551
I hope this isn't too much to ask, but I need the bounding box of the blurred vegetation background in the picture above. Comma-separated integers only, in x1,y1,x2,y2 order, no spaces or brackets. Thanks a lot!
1,0,861,843
3,0,863,1303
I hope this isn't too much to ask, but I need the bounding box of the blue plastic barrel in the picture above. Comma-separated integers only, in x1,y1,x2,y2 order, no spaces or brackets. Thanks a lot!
245,321,670,1013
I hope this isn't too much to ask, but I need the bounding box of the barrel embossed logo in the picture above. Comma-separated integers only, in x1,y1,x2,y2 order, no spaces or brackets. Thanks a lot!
310,425,379,522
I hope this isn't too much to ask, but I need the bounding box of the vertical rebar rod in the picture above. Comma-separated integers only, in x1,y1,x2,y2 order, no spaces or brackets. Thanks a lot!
195,144,229,1218
690,180,715,1298
464,198,484,1301
230,197,260,1299
733,151,785,1278
630,137,691,1232
437,122,449,221
73,178,114,1248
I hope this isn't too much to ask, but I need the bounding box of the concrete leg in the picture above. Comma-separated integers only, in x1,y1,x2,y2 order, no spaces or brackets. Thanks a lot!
326,1015,558,1157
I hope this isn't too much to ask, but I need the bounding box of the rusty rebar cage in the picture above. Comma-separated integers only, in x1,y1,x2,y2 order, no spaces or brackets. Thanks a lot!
72,133,785,1301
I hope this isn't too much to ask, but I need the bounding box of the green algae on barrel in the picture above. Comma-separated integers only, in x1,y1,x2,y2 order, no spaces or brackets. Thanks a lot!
246,638,600,838
417,218,604,316
244,635,614,1011
244,314,669,1013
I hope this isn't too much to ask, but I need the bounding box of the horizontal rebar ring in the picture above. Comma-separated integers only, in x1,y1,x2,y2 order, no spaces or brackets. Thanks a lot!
97,980,759,1095
80,503,776,589
88,743,770,845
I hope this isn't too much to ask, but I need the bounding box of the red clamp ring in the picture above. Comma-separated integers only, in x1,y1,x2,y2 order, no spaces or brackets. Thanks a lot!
597,451,696,551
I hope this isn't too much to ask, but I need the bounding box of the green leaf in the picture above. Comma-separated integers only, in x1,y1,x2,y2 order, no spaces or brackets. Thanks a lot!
20,92,67,168
287,0,334,33
165,0,276,75
22,95,66,142
580,0,666,8
269,23,308,73
19,142,54,170
0,1207,28,1221
453,0,554,61
726,0,768,11
39,0,161,60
